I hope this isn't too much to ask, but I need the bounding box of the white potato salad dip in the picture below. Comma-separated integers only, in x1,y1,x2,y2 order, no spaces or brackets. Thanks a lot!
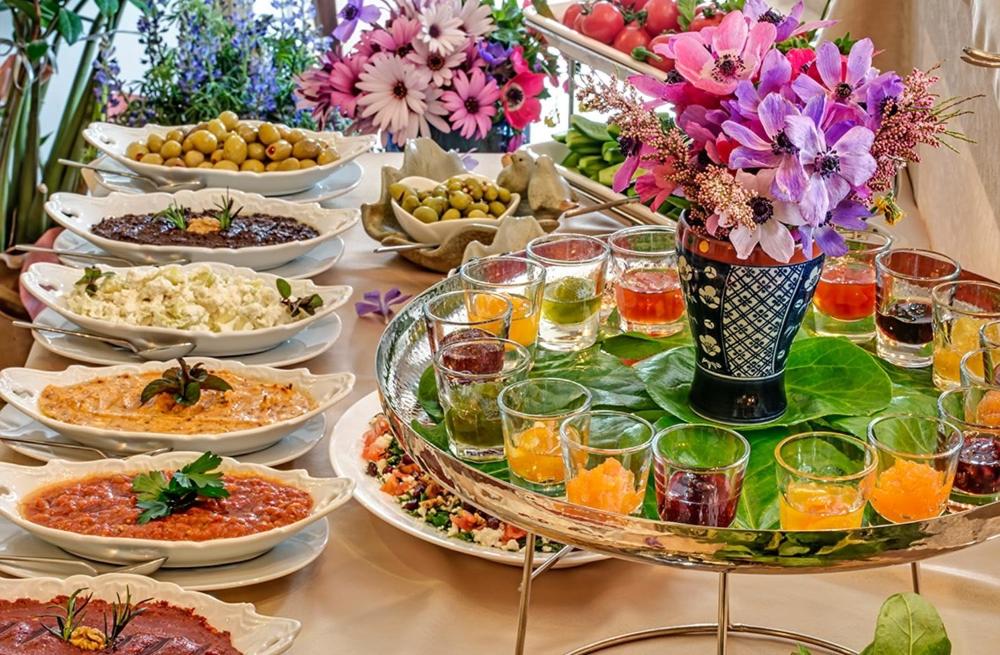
66,265,300,331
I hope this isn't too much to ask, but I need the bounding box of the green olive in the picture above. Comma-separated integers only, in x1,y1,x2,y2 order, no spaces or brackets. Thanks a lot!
265,140,292,161
467,185,483,201
447,179,463,191
160,140,182,159
285,128,305,144
146,134,164,153
317,148,339,165
183,150,205,167
484,185,498,202
258,122,281,145
299,158,317,169
441,208,461,221
401,195,420,212
164,157,185,167
247,142,266,161
182,135,195,152
164,129,184,143
470,201,489,214
412,206,439,224
210,149,226,164
417,190,431,201
241,159,265,172
218,110,239,130
141,153,164,165
223,134,248,164
426,197,448,215
433,184,449,197
265,161,281,172
206,119,228,141
467,209,488,218
237,124,258,143
489,201,507,217
389,183,409,201
448,191,471,210
292,138,320,160
278,126,292,141
278,157,300,171
198,161,215,169
497,187,512,203
190,130,218,155
214,160,239,171
126,142,148,160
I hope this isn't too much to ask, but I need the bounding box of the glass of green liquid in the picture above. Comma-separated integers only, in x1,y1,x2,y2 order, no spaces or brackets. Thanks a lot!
433,336,532,462
526,233,610,352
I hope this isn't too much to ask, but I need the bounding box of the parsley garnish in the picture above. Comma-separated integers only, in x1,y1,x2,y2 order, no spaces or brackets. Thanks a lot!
75,266,114,297
276,278,324,317
140,358,232,407
131,452,230,524
213,189,243,231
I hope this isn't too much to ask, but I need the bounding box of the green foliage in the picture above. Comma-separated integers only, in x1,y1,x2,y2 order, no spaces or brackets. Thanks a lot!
276,279,324,317
140,358,233,406
132,452,230,523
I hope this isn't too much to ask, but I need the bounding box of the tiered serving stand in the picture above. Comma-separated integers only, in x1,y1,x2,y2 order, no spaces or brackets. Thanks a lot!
375,275,1000,655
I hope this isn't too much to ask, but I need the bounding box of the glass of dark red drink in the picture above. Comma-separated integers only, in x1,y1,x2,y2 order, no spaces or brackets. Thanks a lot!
608,226,685,337
874,249,960,368
938,386,1000,508
652,424,750,527
811,227,892,343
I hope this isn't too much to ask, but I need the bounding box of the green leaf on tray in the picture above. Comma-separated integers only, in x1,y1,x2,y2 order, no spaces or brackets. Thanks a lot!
860,593,951,655
635,338,893,429
417,367,443,422
530,347,659,411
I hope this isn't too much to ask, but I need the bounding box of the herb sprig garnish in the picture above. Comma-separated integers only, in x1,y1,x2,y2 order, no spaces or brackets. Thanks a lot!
42,586,151,649
43,587,93,642
75,266,115,297
155,201,188,230
277,278,324,317
104,588,152,644
213,189,243,231
140,358,232,407
132,452,230,524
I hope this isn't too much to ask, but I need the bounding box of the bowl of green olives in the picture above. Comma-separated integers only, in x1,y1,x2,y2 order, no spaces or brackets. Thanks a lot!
83,114,376,196
389,174,519,244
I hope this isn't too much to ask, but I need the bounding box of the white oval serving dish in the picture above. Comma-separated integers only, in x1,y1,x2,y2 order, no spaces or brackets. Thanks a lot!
20,261,352,357
45,189,359,270
391,173,518,244
0,573,300,654
0,452,354,567
83,121,376,196
0,358,355,456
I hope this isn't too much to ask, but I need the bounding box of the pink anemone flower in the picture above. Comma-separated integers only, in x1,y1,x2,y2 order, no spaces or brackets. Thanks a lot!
672,10,777,96
441,69,500,139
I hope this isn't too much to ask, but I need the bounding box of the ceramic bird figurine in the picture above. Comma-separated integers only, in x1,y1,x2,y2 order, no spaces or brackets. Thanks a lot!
527,155,576,222
497,151,535,197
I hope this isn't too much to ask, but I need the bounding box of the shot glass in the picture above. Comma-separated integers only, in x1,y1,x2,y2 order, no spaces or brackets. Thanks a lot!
498,378,592,495
423,290,512,352
459,256,546,351
874,249,960,368
931,280,1000,389
938,386,1000,507
775,432,878,530
560,411,654,515
608,226,685,337
811,227,892,342
652,424,750,527
433,337,532,462
867,415,963,522
526,233,610,352
980,319,1000,349
959,348,1000,387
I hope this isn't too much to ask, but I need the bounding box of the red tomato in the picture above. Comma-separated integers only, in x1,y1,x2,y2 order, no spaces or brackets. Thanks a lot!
618,0,648,11
689,6,725,31
562,2,585,29
643,0,679,36
644,33,675,72
579,1,625,42
613,21,650,55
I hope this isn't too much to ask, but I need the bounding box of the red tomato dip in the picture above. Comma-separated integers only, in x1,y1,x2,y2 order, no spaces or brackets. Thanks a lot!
0,597,240,654
21,473,313,541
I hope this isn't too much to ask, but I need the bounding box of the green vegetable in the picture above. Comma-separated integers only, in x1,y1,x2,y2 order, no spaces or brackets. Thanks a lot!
552,132,567,144
131,452,230,524
140,357,233,407
74,266,115,297
570,115,611,142
277,278,324,317
561,151,582,169
597,163,623,187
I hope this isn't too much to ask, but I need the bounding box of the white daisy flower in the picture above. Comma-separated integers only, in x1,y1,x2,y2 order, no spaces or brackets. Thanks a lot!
419,1,467,55
456,0,494,38
406,38,465,86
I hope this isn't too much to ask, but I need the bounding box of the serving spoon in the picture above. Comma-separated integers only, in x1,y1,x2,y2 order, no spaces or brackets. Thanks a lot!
58,158,204,193
10,244,189,267
0,436,172,460
0,555,167,577
12,321,196,361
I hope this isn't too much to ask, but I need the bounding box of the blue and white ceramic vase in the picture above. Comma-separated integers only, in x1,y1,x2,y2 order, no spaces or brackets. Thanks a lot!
676,216,825,424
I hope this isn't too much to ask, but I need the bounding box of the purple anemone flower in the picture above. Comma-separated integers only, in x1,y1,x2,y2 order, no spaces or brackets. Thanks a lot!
796,200,870,257
785,111,876,225
729,49,792,119
333,0,380,42
723,93,809,201
478,41,512,67
743,0,836,42
864,72,905,130
793,38,877,115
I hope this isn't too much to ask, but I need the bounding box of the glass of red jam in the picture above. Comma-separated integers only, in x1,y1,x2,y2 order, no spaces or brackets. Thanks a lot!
939,386,1000,508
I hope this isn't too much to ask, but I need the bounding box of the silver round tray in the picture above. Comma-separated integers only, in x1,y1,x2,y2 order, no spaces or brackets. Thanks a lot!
375,274,1000,573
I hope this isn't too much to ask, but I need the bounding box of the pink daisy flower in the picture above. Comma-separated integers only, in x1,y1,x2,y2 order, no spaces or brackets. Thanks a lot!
295,52,369,125
356,53,432,144
406,38,465,86
672,10,777,96
441,69,500,139
371,17,421,58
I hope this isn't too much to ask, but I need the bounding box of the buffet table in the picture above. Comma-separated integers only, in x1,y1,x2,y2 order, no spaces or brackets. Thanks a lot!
10,153,999,654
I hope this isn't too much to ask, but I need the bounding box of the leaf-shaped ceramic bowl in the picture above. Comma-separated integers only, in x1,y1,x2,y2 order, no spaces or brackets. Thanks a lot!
20,262,352,357
0,573,300,654
83,121,376,195
390,173,519,244
0,453,354,567
0,359,355,455
45,189,360,269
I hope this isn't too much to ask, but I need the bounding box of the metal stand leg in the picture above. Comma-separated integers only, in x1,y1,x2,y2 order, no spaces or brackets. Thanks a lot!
717,572,730,655
514,533,536,655
529,544,575,583
567,58,576,119
910,562,922,595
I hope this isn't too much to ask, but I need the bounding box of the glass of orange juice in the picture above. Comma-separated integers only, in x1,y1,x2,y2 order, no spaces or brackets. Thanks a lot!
460,256,546,352
560,411,654,515
867,415,963,523
775,432,877,531
931,280,1000,389
498,378,591,495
